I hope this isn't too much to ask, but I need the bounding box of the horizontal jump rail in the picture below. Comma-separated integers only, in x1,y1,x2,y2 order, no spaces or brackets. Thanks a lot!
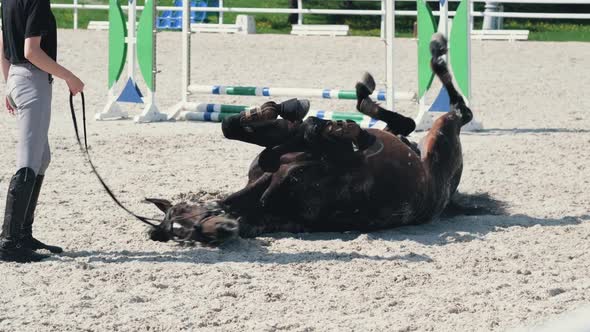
292,25,351,31
188,85,416,102
178,106,387,129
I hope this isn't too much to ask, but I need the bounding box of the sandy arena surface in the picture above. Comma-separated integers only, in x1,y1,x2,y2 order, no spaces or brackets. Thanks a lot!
0,30,589,331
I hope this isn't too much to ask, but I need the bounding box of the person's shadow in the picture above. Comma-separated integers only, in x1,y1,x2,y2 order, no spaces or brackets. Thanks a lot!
60,192,586,265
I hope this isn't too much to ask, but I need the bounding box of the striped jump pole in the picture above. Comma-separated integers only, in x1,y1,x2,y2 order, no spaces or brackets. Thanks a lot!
307,110,386,129
187,85,416,102
181,102,249,114
177,103,387,129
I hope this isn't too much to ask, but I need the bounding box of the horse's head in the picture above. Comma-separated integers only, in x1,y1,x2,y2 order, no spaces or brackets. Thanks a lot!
145,198,239,245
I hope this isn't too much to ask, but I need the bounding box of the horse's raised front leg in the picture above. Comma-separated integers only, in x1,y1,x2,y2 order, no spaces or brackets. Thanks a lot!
255,116,378,173
221,99,310,148
355,72,416,137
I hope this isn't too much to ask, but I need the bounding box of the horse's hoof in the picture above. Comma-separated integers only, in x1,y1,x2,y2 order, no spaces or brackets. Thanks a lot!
397,117,417,137
355,72,376,108
360,72,376,94
430,33,448,58
221,114,243,140
279,98,310,122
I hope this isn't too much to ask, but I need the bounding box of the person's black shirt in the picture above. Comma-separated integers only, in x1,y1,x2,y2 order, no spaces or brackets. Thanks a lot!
1,0,57,64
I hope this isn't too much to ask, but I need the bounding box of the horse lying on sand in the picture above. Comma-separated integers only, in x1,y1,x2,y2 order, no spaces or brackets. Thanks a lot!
147,33,474,245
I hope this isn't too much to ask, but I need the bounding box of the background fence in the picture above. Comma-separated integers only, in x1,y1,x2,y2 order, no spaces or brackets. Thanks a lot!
7,0,588,36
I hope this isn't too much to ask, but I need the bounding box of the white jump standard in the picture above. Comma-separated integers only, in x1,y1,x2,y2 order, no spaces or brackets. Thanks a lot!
96,0,167,123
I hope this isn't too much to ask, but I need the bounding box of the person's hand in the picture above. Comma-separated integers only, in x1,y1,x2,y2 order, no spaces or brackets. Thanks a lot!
5,96,15,115
66,73,84,95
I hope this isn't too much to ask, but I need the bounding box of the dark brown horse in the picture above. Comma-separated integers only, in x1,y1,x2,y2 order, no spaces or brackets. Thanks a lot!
147,34,475,245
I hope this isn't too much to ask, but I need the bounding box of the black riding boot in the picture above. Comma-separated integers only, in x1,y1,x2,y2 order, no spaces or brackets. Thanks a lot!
21,175,63,254
0,168,49,263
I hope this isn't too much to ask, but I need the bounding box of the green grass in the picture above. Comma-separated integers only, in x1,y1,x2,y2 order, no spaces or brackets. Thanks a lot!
503,21,590,41
52,0,590,42
220,0,292,34
52,0,110,29
52,0,414,36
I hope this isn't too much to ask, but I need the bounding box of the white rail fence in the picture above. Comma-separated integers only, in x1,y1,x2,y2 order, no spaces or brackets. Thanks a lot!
33,0,590,31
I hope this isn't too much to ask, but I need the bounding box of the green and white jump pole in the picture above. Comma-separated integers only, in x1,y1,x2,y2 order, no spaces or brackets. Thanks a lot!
177,103,388,129
96,0,167,123
414,0,482,131
187,85,415,102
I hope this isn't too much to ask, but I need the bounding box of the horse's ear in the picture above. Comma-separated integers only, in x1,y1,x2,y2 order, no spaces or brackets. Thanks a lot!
145,198,173,213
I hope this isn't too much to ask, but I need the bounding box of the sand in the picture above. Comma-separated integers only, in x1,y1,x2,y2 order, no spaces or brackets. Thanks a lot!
0,30,589,331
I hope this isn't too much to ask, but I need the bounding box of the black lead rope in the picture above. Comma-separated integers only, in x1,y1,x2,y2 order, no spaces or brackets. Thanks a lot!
69,92,160,228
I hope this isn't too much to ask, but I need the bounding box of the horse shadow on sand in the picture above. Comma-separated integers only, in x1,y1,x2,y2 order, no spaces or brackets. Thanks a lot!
369,192,587,245
62,192,587,265
259,192,586,246
62,245,434,265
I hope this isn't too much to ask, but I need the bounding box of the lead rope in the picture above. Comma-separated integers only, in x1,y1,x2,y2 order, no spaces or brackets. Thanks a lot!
70,93,229,243
69,92,160,228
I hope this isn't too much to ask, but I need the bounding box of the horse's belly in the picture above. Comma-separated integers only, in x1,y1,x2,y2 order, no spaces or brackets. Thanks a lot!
272,140,428,230
357,131,431,229
365,130,427,195
242,131,432,231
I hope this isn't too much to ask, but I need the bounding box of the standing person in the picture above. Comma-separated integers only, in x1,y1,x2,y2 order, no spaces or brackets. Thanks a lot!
1,0,84,262
288,0,298,24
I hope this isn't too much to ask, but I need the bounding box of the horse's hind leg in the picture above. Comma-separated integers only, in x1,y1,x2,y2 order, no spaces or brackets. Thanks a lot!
430,33,473,126
355,72,416,136
421,34,474,198
423,34,473,146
